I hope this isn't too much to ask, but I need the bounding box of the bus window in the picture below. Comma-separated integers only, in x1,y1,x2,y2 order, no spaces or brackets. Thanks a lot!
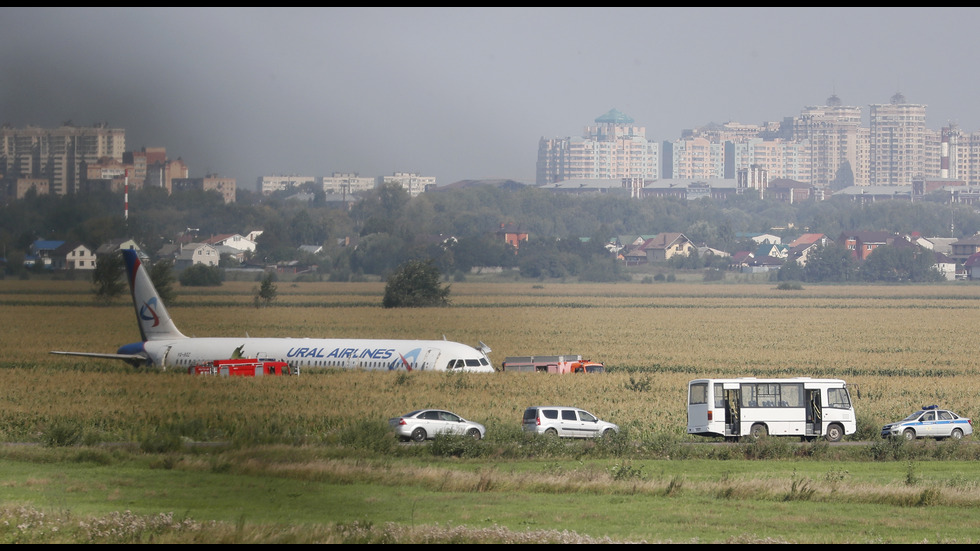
714,383,725,408
742,383,803,408
827,388,851,409
780,384,803,407
689,383,708,405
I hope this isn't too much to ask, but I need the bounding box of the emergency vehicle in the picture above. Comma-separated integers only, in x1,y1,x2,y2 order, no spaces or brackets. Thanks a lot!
501,355,605,373
188,358,295,376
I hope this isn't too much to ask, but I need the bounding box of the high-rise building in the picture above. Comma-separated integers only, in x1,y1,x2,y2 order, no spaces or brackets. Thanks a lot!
869,93,927,186
536,109,659,185
670,136,726,180
794,95,864,187
0,123,125,195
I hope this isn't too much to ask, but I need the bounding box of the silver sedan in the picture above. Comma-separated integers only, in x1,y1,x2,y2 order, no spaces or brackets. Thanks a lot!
389,409,486,442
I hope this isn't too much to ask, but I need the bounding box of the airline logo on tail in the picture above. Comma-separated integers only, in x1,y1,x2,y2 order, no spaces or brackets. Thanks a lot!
139,297,161,328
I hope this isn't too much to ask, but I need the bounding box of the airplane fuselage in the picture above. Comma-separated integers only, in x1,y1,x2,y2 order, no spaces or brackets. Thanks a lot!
53,249,496,374
123,337,495,373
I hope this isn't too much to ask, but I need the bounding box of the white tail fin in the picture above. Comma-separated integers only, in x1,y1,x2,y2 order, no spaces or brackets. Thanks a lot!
122,249,186,342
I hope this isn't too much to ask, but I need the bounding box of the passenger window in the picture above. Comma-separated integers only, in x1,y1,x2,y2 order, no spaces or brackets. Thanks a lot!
543,410,558,420
939,411,952,421
689,383,708,405
579,411,597,422
922,412,935,422
561,410,577,421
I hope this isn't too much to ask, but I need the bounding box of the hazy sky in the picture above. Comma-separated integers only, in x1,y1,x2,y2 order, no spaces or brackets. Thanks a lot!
2,7,979,188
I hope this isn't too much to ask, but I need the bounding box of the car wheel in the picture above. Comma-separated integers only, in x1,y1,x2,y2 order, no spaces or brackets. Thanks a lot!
601,428,615,439
749,423,768,439
411,427,427,442
903,428,916,441
951,428,964,440
544,428,558,438
467,428,482,440
825,423,844,443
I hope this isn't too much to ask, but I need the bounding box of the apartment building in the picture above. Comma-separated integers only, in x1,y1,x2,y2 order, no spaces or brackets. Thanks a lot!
258,175,316,195
320,172,377,196
172,174,237,203
869,93,927,186
1,123,125,195
536,109,659,185
381,172,435,197
794,96,865,187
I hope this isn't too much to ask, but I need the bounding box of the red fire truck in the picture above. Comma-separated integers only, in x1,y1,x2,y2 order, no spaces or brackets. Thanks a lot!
188,358,294,376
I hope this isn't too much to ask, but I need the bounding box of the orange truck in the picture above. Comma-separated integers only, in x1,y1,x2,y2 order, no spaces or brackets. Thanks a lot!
501,355,605,373
188,358,294,376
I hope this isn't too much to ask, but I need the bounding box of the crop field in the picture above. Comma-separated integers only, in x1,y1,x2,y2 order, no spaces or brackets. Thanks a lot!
2,277,980,543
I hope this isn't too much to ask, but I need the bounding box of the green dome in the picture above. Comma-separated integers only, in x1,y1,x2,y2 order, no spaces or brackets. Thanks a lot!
595,108,634,124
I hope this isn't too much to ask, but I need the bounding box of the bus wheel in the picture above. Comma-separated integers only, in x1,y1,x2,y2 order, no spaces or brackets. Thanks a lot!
749,423,768,439
825,423,843,442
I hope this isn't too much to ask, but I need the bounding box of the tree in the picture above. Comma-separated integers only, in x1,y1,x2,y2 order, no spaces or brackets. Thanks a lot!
148,258,178,304
803,244,857,282
382,259,451,308
179,264,223,286
777,258,804,282
859,243,944,282
92,251,125,303
254,272,278,307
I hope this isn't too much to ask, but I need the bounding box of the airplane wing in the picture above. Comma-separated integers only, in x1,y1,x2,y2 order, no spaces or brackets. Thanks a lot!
49,350,148,366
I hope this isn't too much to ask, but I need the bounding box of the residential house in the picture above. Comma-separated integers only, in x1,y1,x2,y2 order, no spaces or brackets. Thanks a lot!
497,223,528,251
784,233,829,267
787,233,828,249
26,239,64,269
174,243,220,271
623,247,650,266
203,233,257,254
298,245,324,255
737,232,782,245
96,238,145,261
839,231,897,261
918,237,956,255
696,245,730,258
729,250,754,271
743,254,785,273
963,252,980,280
754,242,789,260
933,252,957,281
50,241,97,270
638,233,695,262
950,235,980,265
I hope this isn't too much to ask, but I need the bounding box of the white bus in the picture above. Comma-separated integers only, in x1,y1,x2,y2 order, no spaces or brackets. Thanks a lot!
687,377,856,442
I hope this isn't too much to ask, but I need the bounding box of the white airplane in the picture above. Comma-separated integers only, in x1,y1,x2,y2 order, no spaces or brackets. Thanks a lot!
51,249,496,373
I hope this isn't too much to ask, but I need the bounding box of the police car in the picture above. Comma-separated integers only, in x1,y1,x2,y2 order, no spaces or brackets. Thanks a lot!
881,405,973,441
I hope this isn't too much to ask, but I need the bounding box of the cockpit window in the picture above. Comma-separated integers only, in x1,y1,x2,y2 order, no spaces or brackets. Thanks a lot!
465,359,481,366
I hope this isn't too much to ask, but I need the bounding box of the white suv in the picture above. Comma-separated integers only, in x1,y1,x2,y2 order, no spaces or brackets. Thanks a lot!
522,406,619,438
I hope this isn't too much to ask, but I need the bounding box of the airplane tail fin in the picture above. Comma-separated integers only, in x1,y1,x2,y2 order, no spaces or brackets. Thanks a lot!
122,249,186,342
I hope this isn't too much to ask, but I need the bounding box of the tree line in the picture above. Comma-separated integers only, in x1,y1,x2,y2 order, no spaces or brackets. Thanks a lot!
2,183,977,283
